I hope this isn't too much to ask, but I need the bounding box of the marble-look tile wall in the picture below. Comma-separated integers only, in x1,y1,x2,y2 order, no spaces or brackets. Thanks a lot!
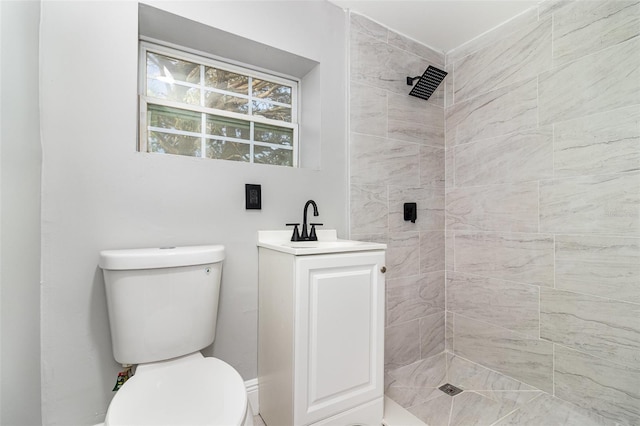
445,1,640,424
348,13,446,371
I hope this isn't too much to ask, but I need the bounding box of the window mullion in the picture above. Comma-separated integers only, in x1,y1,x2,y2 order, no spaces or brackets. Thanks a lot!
250,121,255,164
253,141,293,150
248,76,253,117
293,125,299,167
147,126,201,138
200,65,205,106
201,113,207,158
200,65,206,158
143,96,296,130
249,76,254,164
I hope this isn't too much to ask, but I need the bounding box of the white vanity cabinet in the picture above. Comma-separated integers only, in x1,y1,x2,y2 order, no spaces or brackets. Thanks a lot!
257,231,386,426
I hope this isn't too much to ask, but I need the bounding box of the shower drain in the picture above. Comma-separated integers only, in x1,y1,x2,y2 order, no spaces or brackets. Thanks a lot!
439,383,463,396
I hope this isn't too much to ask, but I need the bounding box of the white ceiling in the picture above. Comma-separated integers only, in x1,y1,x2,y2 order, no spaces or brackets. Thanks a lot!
328,0,539,52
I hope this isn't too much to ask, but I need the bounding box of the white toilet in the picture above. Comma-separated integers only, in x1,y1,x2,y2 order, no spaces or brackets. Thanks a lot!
99,245,253,426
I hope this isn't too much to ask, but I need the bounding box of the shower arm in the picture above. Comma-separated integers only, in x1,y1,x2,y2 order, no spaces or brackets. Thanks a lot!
406,76,421,86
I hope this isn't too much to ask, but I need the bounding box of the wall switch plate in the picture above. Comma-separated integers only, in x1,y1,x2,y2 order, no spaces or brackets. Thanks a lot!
245,184,261,210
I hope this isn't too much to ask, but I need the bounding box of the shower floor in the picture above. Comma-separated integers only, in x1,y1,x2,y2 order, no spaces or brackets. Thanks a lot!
255,351,614,426
385,352,614,426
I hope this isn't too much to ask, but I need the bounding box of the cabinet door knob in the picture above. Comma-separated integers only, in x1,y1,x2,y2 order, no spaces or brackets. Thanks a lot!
380,266,387,273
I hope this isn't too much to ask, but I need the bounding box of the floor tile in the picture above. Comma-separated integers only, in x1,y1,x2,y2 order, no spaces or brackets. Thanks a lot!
407,393,453,426
494,393,616,426
385,353,613,426
387,352,447,388
449,391,541,426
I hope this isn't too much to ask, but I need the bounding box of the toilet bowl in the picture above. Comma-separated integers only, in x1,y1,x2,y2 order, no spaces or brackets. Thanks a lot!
99,245,252,426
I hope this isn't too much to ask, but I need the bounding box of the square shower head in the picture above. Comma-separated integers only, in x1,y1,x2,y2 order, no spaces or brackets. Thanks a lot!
407,65,448,101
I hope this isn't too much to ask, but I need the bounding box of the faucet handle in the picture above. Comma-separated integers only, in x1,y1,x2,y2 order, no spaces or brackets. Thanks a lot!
286,223,301,241
309,223,323,241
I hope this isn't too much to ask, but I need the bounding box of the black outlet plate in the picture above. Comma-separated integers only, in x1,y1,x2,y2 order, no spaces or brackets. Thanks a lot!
245,184,261,210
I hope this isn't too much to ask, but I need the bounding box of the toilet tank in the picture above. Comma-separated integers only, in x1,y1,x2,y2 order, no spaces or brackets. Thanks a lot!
99,245,225,365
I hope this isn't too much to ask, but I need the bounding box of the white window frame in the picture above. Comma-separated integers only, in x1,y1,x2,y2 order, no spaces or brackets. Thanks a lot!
138,41,300,167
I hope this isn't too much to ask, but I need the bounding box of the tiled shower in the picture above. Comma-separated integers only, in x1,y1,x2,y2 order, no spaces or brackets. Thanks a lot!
348,1,640,425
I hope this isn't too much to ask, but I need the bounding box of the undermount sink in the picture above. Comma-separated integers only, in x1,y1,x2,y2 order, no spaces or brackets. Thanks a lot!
257,230,386,255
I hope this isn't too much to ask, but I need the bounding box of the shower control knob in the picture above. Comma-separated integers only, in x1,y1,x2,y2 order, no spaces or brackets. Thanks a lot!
380,266,387,273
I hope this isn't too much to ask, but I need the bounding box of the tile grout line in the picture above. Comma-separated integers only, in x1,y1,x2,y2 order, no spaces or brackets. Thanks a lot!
447,391,454,426
450,313,455,377
553,340,639,372
538,284,542,342
450,264,640,306
489,392,546,426
432,226,640,239
552,343,555,397
537,180,541,235
437,169,640,191
552,233,556,289
453,312,540,346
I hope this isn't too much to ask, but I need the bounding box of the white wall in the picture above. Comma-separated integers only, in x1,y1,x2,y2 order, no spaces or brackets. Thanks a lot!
39,1,347,424
0,1,43,424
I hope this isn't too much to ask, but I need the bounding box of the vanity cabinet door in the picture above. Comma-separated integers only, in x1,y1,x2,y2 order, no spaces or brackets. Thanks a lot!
293,251,385,426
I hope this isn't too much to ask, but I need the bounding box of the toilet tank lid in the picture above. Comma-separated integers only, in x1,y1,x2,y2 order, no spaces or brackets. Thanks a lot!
99,245,225,270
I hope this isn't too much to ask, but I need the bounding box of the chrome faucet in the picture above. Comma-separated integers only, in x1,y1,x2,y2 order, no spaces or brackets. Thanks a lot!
287,200,322,241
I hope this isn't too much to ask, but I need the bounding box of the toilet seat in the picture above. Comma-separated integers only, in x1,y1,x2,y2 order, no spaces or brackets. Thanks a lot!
105,353,247,426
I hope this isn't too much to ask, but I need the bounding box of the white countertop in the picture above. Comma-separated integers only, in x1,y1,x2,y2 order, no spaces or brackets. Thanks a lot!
257,230,386,255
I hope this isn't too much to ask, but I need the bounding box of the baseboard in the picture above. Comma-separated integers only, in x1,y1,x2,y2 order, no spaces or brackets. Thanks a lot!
245,378,259,415
246,379,414,425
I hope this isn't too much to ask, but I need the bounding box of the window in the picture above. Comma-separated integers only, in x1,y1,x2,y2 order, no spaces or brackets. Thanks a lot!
139,42,299,167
